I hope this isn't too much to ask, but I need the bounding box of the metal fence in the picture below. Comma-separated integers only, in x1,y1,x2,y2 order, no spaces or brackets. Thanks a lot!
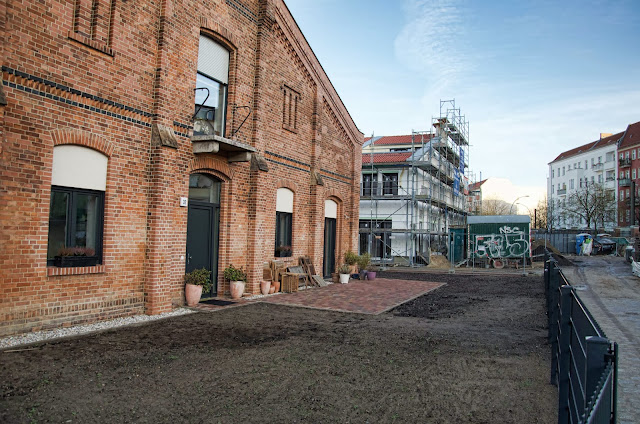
535,232,578,254
544,253,618,424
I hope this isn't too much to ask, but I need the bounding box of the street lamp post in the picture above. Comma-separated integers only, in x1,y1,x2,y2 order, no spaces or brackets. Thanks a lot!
510,195,530,214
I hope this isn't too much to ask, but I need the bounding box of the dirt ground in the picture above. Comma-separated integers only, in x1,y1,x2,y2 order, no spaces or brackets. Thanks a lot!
1,272,556,423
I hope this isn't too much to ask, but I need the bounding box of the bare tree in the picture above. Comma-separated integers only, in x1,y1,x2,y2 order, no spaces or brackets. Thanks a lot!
530,195,548,229
560,182,616,233
482,197,511,215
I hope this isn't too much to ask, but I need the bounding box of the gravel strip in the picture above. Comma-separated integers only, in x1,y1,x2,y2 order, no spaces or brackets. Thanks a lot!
0,308,195,350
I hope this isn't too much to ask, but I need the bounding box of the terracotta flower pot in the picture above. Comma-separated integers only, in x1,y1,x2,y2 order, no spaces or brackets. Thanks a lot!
331,273,340,284
185,283,203,306
269,286,275,294
230,281,245,299
273,280,281,293
260,280,271,295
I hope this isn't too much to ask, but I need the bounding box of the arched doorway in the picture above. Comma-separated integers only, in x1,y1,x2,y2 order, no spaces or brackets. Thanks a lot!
186,173,221,297
323,199,337,277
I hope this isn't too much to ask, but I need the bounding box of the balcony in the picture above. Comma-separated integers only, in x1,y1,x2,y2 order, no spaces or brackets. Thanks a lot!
592,163,604,172
557,188,567,195
619,158,631,167
619,178,631,187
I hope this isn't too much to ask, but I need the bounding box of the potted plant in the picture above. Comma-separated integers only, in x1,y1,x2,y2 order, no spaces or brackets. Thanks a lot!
224,264,247,299
184,268,211,306
275,245,292,257
344,250,358,274
338,264,351,284
357,253,371,280
53,247,98,268
366,264,377,280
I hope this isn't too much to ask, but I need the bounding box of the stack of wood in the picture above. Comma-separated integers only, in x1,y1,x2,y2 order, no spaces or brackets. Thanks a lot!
266,257,328,293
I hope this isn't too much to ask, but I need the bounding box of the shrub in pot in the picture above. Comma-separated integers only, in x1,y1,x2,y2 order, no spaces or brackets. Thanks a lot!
224,264,247,299
275,245,292,257
357,253,371,280
184,268,212,306
344,250,358,274
338,264,351,284
366,266,377,280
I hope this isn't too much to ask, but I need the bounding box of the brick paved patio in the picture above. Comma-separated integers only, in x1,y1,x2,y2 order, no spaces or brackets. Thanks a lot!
258,278,444,314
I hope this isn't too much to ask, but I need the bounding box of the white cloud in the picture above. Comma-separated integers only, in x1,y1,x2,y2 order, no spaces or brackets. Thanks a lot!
394,0,471,94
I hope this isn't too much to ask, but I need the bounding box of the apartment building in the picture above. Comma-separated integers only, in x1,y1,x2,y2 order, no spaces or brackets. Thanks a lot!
359,101,469,264
547,133,621,230
616,121,640,227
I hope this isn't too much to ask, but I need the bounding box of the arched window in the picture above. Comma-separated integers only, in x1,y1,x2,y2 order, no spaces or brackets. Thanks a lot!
47,145,107,266
275,188,293,257
194,35,230,137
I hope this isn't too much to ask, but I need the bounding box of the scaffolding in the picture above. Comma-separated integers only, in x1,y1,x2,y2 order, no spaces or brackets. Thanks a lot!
359,99,470,267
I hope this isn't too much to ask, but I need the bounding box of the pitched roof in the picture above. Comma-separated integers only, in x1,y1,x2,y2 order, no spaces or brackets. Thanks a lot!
618,121,640,150
469,179,487,191
364,134,432,146
550,131,624,163
362,152,412,165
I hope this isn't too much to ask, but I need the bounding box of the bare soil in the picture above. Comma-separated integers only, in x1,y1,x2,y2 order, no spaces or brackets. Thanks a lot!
1,272,556,423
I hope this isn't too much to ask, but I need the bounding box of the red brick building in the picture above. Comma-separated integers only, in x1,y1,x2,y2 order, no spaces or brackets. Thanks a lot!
0,0,363,336
617,121,640,227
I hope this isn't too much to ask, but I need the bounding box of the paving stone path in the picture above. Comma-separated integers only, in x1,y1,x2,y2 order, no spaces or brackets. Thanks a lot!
259,278,444,314
563,256,640,424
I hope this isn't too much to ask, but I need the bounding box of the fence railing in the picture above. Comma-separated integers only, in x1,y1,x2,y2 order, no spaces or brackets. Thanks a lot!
544,253,618,424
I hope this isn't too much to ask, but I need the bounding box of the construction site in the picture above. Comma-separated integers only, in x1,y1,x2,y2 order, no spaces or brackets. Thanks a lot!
359,100,470,266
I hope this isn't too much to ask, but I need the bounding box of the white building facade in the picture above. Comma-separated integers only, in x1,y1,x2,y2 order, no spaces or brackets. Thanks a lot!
547,133,621,231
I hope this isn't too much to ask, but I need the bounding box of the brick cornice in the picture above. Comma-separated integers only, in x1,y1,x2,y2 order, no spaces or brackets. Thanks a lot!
51,128,115,156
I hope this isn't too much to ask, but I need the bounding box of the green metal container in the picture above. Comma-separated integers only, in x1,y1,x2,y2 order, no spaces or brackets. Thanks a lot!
467,215,530,259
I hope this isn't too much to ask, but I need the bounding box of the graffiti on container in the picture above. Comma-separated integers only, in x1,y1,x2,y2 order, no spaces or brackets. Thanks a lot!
473,225,530,258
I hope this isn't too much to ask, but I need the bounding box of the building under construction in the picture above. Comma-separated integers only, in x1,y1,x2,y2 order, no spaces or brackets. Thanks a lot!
359,100,470,265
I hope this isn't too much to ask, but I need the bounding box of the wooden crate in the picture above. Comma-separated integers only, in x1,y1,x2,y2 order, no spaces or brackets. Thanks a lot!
281,273,299,293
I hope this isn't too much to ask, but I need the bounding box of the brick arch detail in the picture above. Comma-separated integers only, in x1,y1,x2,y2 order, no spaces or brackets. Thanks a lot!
188,156,233,181
200,24,237,51
50,128,115,157
275,179,298,194
324,189,343,204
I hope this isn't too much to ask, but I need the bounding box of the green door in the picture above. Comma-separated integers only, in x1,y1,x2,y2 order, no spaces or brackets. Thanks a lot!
186,174,221,298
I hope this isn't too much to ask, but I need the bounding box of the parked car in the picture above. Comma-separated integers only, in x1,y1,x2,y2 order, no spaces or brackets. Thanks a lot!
593,235,616,254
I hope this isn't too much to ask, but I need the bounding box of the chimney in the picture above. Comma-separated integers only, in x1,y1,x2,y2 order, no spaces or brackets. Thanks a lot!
600,132,612,140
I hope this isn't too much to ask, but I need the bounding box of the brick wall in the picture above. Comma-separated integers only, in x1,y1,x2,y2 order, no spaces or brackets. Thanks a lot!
0,0,363,336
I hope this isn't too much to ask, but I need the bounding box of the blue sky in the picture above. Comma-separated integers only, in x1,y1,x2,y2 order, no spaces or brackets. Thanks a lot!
285,0,640,205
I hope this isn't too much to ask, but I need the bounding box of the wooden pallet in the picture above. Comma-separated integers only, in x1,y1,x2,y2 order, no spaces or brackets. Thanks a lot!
298,256,327,287
286,265,309,288
281,273,299,293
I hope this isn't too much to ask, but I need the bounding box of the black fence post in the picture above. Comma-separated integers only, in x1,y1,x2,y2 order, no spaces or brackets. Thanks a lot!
548,260,561,385
582,336,610,421
557,285,573,424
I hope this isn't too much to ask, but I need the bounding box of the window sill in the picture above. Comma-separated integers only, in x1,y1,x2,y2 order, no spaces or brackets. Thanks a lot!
68,31,114,57
47,265,106,277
